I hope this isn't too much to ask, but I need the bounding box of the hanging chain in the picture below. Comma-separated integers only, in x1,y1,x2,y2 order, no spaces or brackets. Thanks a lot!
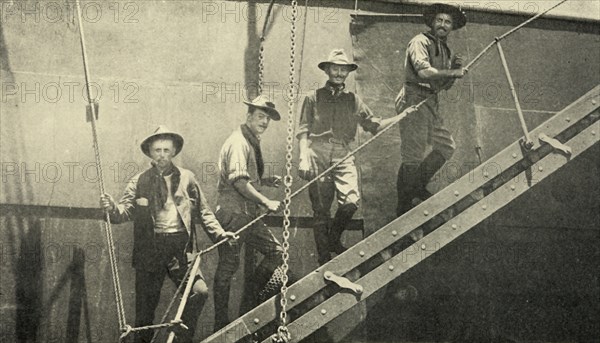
69,0,572,340
258,38,266,95
273,0,298,342
257,0,276,96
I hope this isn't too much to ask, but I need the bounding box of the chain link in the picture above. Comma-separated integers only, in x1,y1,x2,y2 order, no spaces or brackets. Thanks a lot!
275,0,298,341
72,0,569,340
258,37,266,95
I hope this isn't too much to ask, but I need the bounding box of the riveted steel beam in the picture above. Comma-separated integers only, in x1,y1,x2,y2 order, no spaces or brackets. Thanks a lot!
260,120,600,343
202,86,599,343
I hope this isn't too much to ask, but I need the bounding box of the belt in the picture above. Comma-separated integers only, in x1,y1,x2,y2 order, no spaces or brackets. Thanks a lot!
154,230,186,236
405,82,438,94
311,136,348,145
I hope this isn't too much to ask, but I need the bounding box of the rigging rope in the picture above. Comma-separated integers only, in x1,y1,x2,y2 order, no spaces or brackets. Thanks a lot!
73,0,126,333
103,0,571,339
189,0,573,289
464,0,568,72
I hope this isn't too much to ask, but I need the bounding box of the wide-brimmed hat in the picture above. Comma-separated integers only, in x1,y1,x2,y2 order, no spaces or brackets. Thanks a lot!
243,95,281,121
423,3,467,30
140,125,184,157
318,49,358,72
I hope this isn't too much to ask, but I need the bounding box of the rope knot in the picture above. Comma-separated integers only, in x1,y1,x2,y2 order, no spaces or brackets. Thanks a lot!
119,325,134,341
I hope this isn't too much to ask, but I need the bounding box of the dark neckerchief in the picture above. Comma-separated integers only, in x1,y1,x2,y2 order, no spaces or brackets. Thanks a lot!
240,124,264,179
149,162,180,214
325,81,346,97
424,31,448,57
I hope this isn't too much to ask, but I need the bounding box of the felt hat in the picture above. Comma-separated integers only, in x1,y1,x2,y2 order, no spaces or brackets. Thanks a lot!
423,3,467,30
318,49,358,72
140,125,184,157
243,95,281,121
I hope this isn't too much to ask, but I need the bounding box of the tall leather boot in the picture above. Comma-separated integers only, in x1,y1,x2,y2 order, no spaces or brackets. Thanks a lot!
313,219,332,265
415,150,446,201
177,288,207,343
239,248,259,317
212,278,232,332
328,203,358,254
396,163,420,217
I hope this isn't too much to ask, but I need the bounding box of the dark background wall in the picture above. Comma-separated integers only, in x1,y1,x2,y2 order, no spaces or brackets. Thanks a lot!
1,1,598,342
350,4,599,342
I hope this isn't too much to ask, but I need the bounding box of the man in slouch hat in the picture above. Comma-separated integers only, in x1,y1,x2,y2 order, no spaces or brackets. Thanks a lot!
395,3,467,217
101,126,237,343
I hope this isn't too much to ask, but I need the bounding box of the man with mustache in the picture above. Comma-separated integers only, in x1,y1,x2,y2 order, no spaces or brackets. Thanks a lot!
213,95,288,331
395,3,467,217
100,126,237,343
297,49,406,265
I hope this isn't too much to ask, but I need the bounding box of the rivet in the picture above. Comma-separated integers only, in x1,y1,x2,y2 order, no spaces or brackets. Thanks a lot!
359,250,365,257
290,295,296,301
454,190,460,197
423,210,429,216
451,224,458,230
538,166,543,172
482,205,487,210
566,117,571,122
592,131,596,136
321,309,327,315
592,100,597,105
392,230,397,236
510,185,516,190
483,172,489,178
421,244,426,250
254,318,260,324
512,153,518,159
388,265,394,271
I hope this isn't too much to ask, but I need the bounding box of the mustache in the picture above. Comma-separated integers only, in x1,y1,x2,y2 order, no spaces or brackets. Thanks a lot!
151,159,167,166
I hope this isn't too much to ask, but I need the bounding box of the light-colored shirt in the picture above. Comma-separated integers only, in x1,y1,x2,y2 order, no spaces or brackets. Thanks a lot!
217,128,262,215
404,32,452,92
154,174,185,233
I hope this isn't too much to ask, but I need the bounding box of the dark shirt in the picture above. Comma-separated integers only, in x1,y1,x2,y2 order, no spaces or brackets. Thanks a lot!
297,85,381,143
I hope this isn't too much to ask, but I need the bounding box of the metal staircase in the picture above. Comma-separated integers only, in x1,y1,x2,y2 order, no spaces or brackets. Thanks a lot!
202,85,600,343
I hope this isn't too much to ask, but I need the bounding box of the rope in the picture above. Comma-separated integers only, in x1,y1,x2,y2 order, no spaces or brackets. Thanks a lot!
497,0,568,41
465,0,569,72
197,97,430,259
73,0,126,332
120,320,183,341
108,1,572,340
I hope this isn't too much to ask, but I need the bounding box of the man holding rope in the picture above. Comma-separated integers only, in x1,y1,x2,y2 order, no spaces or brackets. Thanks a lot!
297,49,410,265
212,95,290,331
100,126,237,343
395,3,467,217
